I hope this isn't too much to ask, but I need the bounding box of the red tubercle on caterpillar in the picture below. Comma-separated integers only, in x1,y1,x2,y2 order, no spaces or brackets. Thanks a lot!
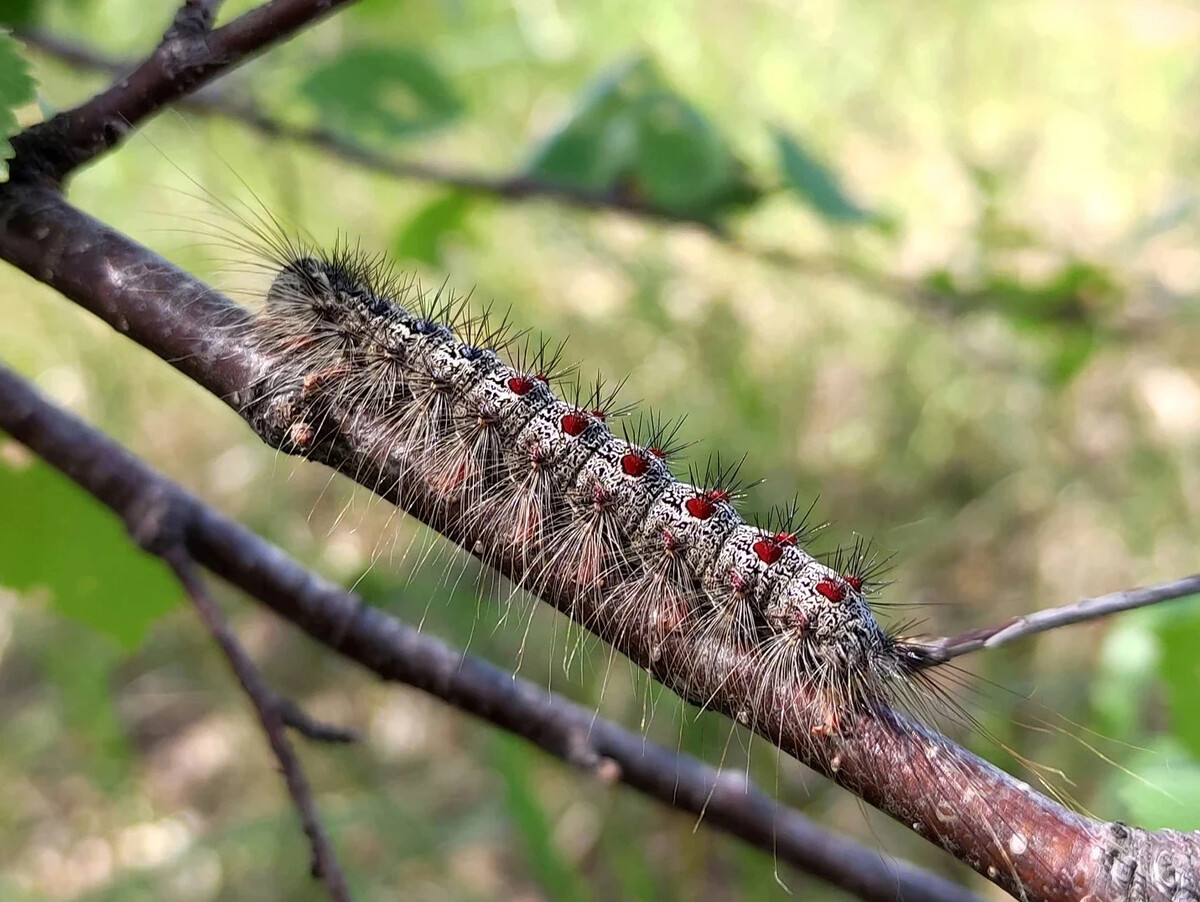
685,495,715,520
507,375,534,395
844,574,864,593
752,540,783,565
428,459,470,495
648,446,667,459
815,578,847,603
301,362,352,399
620,452,650,477
752,530,798,565
560,411,590,436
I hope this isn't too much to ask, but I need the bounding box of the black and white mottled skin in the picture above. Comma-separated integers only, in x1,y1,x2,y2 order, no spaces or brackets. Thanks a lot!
248,246,918,733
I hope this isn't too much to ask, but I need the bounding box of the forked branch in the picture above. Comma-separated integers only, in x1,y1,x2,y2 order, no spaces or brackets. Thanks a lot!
0,362,972,902
0,0,1196,899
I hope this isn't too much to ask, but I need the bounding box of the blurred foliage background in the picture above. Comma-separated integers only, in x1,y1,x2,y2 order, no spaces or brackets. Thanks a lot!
1,0,1199,899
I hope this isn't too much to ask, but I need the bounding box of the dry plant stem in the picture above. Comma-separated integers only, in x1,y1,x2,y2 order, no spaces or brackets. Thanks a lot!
9,0,359,186
0,363,974,902
163,546,354,902
2,186,1196,902
917,574,1200,666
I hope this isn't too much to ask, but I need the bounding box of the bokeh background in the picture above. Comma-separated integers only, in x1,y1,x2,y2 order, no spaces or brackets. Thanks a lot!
2,0,1200,899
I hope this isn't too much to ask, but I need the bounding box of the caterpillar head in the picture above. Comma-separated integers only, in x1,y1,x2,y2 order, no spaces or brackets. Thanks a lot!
267,256,387,321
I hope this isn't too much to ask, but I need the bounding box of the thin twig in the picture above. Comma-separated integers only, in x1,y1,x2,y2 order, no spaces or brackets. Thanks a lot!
0,360,977,902
162,546,354,902
912,572,1200,666
276,694,362,744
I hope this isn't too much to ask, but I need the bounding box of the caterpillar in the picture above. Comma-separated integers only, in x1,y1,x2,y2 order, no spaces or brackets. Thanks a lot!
207,200,935,745
177,187,1131,902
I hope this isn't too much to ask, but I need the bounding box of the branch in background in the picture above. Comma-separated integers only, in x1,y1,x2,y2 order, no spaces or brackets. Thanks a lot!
276,694,362,744
16,26,1138,347
12,26,719,229
0,362,976,902
163,546,354,902
9,0,359,185
914,572,1200,666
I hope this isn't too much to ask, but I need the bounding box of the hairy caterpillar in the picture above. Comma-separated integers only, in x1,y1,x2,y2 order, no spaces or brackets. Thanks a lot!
172,186,1116,900
220,218,933,740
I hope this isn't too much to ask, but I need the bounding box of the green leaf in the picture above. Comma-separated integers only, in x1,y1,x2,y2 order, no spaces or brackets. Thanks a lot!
490,734,592,902
773,127,874,226
0,451,179,648
632,90,731,212
526,56,760,220
1045,325,1098,385
299,46,464,141
0,0,37,27
1158,604,1200,759
392,190,474,267
0,30,36,180
1108,742,1200,831
41,630,133,789
526,56,651,194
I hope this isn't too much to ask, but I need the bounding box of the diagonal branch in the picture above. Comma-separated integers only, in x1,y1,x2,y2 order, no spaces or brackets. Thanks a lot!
163,545,354,902
9,0,359,185
0,360,976,902
1,2,1194,897
912,572,1200,666
2,147,1192,902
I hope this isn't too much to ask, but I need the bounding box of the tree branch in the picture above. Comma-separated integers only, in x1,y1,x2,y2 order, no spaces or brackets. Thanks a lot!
2,155,1193,902
0,361,975,902
9,0,358,185
163,545,354,902
1,2,1194,897
913,573,1200,666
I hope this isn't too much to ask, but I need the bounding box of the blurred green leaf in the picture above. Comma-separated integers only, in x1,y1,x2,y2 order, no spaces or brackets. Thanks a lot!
989,261,1114,329
773,127,874,226
490,733,592,902
0,30,35,180
392,190,474,267
1045,325,1098,385
0,453,179,647
1158,605,1200,759
299,46,464,141
633,90,731,211
526,56,760,220
41,630,132,789
1109,742,1200,831
0,0,37,27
